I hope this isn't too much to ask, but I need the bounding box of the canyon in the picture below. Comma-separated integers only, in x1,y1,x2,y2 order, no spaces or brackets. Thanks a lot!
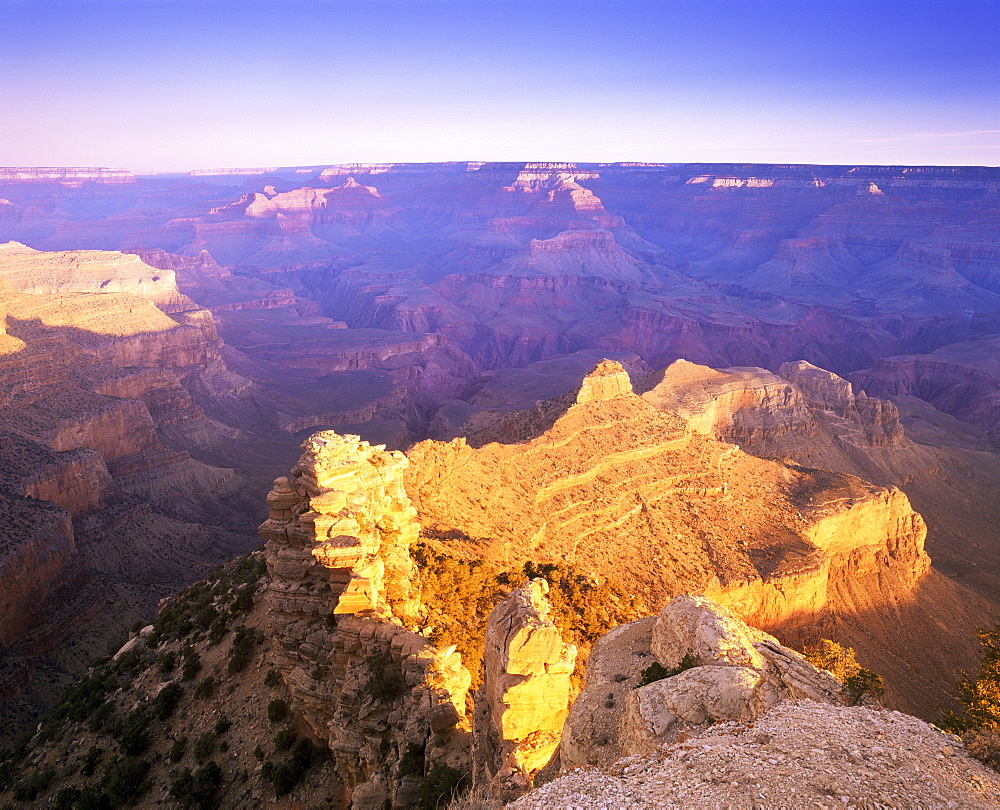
0,162,998,805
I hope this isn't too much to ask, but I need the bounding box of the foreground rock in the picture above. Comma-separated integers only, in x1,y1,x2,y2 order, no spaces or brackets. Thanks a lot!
562,595,846,769
513,702,1000,809
476,579,576,790
259,433,473,807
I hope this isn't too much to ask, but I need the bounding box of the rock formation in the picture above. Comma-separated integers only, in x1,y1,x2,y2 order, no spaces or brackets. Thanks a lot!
623,595,846,756
560,595,847,768
476,579,576,789
259,433,472,808
407,361,930,631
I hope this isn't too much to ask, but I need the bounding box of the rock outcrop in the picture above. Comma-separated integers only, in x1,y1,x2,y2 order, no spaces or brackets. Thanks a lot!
477,579,576,789
259,433,473,808
561,595,846,768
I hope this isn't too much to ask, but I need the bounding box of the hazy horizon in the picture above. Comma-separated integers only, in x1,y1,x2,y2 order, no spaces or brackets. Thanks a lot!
2,0,998,170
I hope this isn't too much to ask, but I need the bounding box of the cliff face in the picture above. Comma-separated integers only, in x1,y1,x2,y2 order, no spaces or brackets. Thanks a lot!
849,335,1000,438
406,362,928,632
476,579,576,790
0,495,76,648
259,433,472,808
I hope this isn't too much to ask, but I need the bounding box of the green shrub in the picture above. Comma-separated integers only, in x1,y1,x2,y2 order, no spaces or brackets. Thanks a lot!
169,736,188,763
158,652,177,674
117,710,152,756
208,615,228,645
639,653,698,686
214,717,231,735
942,624,1000,736
195,676,216,700
270,737,316,797
232,584,255,614
418,763,464,810
274,729,297,752
105,757,150,806
88,700,115,733
845,668,886,705
267,698,289,723
182,648,202,682
81,745,103,776
55,786,81,809
272,763,296,797
12,767,55,802
363,652,405,702
264,669,280,687
228,625,257,674
399,742,425,777
804,640,885,706
170,760,223,810
155,682,184,720
193,732,215,763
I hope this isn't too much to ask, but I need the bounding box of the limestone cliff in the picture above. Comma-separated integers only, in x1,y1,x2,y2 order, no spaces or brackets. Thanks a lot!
259,433,472,808
475,579,576,790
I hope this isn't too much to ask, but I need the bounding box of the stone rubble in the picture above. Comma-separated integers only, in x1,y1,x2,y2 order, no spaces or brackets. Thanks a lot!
512,701,1000,809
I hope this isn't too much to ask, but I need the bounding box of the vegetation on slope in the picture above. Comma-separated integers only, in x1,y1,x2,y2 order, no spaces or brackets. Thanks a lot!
413,541,648,689
941,624,1000,771
0,552,332,808
803,639,887,706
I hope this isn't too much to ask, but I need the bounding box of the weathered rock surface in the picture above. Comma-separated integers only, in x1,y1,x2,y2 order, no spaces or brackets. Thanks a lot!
260,433,473,807
476,579,576,788
562,595,846,768
515,702,1000,809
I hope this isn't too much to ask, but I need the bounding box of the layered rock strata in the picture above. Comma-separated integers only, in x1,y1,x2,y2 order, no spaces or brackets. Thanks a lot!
476,579,576,790
259,433,473,808
408,361,930,632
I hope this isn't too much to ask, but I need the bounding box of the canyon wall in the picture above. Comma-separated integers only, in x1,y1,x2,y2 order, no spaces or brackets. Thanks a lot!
259,433,472,808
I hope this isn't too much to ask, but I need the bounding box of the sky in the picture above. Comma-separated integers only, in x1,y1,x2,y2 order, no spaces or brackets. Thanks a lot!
1,0,998,170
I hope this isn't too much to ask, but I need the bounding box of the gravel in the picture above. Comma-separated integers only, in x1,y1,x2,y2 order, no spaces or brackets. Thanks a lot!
510,701,1000,809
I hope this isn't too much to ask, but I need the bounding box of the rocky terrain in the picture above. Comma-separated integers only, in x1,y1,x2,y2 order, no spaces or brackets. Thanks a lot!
0,161,999,806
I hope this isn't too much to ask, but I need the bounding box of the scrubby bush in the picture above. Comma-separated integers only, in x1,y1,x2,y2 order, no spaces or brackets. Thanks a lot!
639,652,698,686
214,716,231,735
105,757,150,806
274,729,297,752
155,682,184,720
267,698,289,723
940,624,1000,770
264,669,281,687
270,737,316,797
804,639,885,705
170,760,223,809
182,647,202,682
399,742,425,777
12,767,55,802
195,676,216,700
158,652,177,674
412,544,647,690
55,786,81,809
169,736,188,763
363,652,405,701
80,745,103,776
228,625,258,673
193,732,215,763
116,710,152,756
419,763,464,810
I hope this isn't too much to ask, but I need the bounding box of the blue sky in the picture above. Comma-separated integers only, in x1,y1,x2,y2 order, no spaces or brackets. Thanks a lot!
1,0,998,169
